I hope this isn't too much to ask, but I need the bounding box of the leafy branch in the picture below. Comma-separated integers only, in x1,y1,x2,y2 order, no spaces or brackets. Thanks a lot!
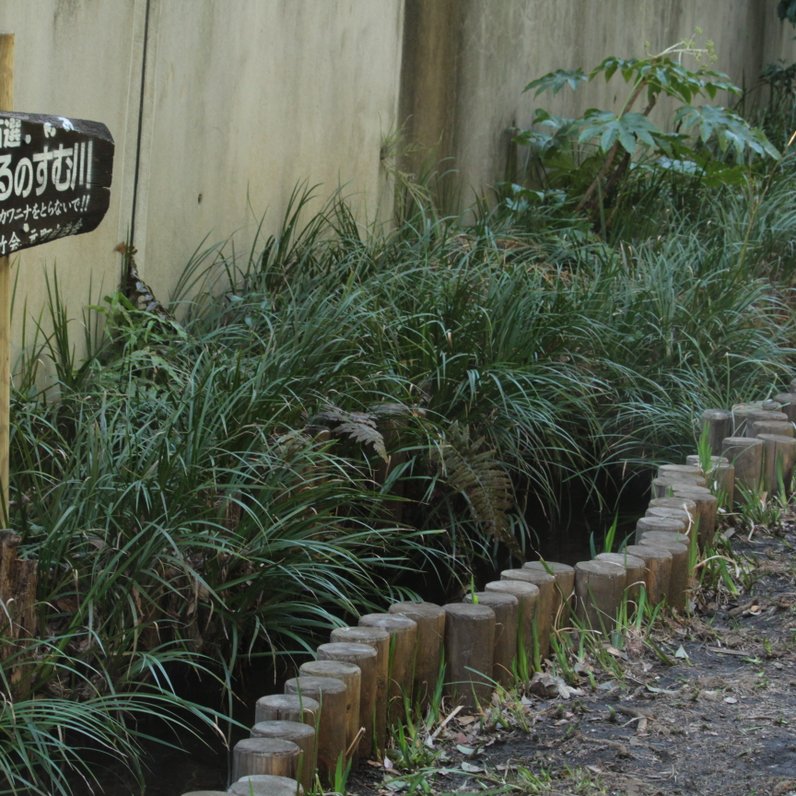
515,41,780,226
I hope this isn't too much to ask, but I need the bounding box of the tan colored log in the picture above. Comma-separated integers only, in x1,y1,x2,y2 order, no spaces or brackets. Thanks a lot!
635,515,687,543
484,579,538,667
388,601,445,706
0,530,19,616
650,476,689,499
686,454,729,468
231,737,300,783
522,561,574,629
284,675,346,783
648,495,697,513
749,419,793,439
442,602,495,708
647,496,698,536
732,403,785,435
685,454,735,508
722,436,764,496
329,625,389,754
645,506,694,535
500,568,554,659
637,530,690,548
637,537,689,611
317,642,377,758
624,544,672,606
299,660,359,761
464,590,517,687
656,464,706,486
742,411,789,438
773,392,796,423
700,409,732,456
594,552,646,606
758,433,796,496
251,721,316,793
228,775,303,795
255,694,319,727
0,530,37,696
574,560,625,631
358,613,417,727
668,484,718,548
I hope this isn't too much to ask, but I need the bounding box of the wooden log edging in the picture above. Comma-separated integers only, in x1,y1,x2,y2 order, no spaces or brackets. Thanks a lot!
186,383,796,795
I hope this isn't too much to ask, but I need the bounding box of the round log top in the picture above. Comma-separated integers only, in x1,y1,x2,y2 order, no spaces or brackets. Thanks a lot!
388,601,445,620
181,792,228,795
684,454,730,469
232,736,301,764
740,409,789,424
465,590,518,608
359,613,417,632
722,435,764,448
574,559,625,578
645,507,692,521
484,579,540,597
702,408,732,420
773,392,796,410
299,659,361,678
234,724,302,755
636,516,687,533
283,675,347,695
624,544,673,562
251,719,315,740
648,496,697,511
522,560,574,575
732,400,783,414
657,463,706,481
637,530,688,546
443,602,496,620
330,625,390,644
637,538,689,556
670,484,716,500
501,568,554,586
595,551,645,569
228,774,304,795
751,423,795,439
317,641,377,660
254,693,320,723
757,432,796,444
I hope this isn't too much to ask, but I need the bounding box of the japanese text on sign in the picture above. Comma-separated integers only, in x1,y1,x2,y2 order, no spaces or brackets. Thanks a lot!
0,112,113,256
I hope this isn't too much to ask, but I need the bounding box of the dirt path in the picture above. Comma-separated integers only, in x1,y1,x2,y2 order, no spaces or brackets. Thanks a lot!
347,520,796,796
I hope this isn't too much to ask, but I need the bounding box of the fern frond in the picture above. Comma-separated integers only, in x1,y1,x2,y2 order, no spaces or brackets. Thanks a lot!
307,406,388,462
433,423,518,553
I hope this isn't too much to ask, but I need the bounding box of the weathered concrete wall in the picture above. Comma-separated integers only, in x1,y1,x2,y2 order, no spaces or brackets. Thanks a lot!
0,0,403,368
401,0,796,204
0,0,794,369
134,0,404,302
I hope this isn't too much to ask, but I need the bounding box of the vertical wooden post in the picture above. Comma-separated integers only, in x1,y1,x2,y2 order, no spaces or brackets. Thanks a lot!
329,626,389,755
316,642,378,759
0,33,14,527
442,603,495,709
388,601,445,707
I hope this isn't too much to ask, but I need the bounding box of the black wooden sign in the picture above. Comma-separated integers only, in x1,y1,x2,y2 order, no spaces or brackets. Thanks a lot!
0,111,113,255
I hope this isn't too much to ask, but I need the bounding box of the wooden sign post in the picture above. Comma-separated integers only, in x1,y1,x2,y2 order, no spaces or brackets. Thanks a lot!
0,32,114,524
0,32,14,527
0,32,113,696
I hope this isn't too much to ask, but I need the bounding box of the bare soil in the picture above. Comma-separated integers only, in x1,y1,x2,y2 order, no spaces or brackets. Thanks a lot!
346,519,796,796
